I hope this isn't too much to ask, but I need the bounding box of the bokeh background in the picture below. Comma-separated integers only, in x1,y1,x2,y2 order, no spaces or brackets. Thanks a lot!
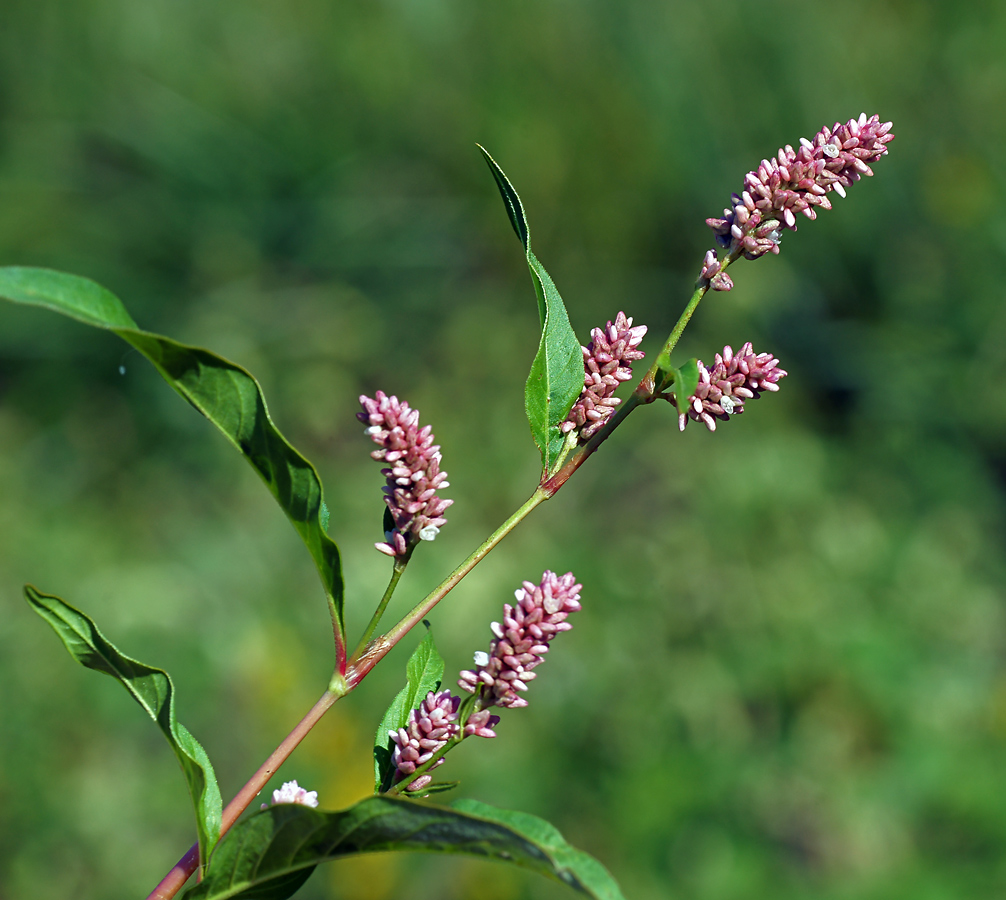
2,1,1006,898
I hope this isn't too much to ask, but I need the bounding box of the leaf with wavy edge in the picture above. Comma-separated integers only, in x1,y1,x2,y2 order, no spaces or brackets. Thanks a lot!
0,266,344,642
182,795,624,900
24,585,222,864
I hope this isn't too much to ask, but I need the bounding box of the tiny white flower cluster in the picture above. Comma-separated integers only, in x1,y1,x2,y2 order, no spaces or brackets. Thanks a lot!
261,779,319,810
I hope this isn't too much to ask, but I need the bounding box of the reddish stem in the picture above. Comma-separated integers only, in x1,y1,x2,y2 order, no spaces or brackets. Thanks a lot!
146,688,342,900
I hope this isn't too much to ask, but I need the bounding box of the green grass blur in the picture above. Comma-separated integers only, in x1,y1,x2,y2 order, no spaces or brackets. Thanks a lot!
2,1,1006,898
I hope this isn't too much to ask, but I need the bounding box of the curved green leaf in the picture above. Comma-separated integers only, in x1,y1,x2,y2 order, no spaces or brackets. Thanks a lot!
0,267,344,640
24,585,222,864
478,148,583,476
182,795,624,900
373,627,445,791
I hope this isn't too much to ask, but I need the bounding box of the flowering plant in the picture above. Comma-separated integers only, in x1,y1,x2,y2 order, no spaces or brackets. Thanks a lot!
0,114,892,899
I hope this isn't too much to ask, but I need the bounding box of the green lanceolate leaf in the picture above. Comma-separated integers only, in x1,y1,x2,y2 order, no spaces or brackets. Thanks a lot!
24,585,222,864
373,627,445,791
182,795,625,900
0,267,344,642
478,147,583,477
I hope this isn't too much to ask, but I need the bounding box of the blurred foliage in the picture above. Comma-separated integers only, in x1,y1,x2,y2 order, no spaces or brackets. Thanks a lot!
2,0,1006,898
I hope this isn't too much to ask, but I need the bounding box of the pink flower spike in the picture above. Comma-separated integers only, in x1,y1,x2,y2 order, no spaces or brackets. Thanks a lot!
358,391,453,558
390,690,461,791
562,313,648,442
459,571,582,709
707,115,893,259
675,342,787,431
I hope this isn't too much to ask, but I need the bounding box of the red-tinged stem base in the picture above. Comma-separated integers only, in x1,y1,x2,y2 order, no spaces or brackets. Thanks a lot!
146,687,342,900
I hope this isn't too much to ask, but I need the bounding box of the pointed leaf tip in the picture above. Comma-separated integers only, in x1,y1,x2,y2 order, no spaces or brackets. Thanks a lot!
478,144,529,250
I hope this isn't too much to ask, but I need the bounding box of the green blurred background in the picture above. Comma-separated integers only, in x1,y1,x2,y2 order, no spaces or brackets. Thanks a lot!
2,1,1005,898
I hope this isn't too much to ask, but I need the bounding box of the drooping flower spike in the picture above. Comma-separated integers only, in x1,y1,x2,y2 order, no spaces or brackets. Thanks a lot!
704,114,894,268
562,313,647,441
459,570,582,709
358,391,453,557
675,342,787,432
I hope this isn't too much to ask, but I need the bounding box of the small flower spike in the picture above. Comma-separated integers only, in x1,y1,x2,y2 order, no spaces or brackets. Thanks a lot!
677,342,787,432
459,570,582,709
389,690,499,792
390,690,461,792
358,391,453,557
562,313,647,441
269,780,319,808
707,114,894,260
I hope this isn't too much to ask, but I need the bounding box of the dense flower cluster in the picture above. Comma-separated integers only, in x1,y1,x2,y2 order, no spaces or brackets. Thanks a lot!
358,391,452,557
389,690,460,792
704,113,894,266
562,312,647,441
676,342,787,432
459,570,582,709
389,690,499,792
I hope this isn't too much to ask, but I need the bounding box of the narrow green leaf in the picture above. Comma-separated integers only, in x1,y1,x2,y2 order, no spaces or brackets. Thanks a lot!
0,267,344,639
478,150,583,476
373,627,445,791
24,585,222,863
182,796,625,900
476,143,529,252
525,252,583,472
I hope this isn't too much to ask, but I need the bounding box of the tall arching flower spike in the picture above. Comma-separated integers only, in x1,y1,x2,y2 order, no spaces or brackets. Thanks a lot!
562,312,647,441
459,570,582,709
706,113,894,262
675,342,787,432
358,391,453,557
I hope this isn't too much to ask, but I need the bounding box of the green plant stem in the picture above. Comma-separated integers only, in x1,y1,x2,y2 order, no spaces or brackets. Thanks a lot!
352,558,408,660
346,488,548,687
146,687,343,900
638,250,741,395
